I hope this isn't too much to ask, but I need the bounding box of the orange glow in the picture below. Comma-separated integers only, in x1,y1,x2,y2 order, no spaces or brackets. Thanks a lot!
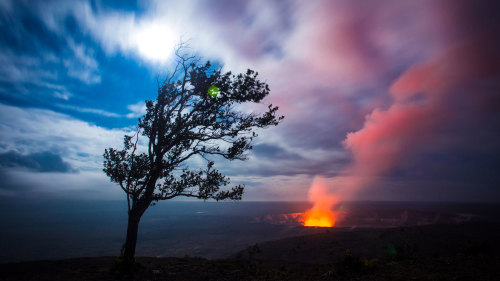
302,176,339,227
303,209,337,227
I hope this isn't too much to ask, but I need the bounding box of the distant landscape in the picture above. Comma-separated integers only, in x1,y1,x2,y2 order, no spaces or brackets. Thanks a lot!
2,199,499,263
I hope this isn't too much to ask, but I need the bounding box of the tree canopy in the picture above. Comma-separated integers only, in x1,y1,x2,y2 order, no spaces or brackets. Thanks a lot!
104,49,284,217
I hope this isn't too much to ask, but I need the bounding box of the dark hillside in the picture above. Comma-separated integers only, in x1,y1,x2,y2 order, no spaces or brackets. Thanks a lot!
2,222,499,281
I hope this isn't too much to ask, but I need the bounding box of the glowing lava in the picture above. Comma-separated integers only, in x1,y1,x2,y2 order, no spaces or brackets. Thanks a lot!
303,209,337,227
302,176,339,227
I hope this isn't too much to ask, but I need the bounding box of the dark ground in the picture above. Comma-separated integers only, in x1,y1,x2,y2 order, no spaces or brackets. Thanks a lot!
2,200,498,263
1,221,500,281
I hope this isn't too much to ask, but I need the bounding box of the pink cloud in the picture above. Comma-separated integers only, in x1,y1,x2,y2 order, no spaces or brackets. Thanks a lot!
332,30,500,201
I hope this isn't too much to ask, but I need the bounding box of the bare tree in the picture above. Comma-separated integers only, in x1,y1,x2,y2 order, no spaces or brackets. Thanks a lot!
103,46,284,261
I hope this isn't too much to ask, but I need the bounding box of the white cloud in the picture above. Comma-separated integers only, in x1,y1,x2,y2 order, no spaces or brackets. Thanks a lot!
53,90,72,100
131,20,178,63
0,29,99,105
0,50,57,84
42,1,180,64
0,50,77,100
57,104,121,118
126,101,147,118
0,103,131,171
34,81,73,100
64,37,101,84
38,0,262,68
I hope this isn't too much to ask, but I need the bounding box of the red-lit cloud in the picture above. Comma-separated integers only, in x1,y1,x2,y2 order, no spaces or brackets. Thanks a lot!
205,0,500,201
333,22,500,201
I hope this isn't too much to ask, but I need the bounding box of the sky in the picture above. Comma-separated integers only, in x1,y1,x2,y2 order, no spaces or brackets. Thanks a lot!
0,0,499,202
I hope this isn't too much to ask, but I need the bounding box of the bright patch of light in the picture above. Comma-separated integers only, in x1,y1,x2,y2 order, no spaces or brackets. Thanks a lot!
133,21,177,63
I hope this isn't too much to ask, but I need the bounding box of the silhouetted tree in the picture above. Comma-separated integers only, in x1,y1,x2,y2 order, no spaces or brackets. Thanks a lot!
103,46,284,262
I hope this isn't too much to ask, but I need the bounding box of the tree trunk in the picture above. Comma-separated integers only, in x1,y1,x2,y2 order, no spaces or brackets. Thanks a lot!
122,171,158,262
122,212,141,261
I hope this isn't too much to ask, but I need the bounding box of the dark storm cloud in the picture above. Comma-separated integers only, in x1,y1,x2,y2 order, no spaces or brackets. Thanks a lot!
252,143,303,160
223,144,349,178
0,150,73,173
389,150,500,186
237,159,346,177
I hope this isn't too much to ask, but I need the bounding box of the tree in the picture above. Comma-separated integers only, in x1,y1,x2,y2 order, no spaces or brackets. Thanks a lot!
103,47,284,262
